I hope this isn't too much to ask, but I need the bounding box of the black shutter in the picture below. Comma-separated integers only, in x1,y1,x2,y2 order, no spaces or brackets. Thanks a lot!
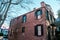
35,26,38,36
41,25,43,35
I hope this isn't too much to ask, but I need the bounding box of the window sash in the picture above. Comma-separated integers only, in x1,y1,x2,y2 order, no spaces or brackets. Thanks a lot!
38,26,41,35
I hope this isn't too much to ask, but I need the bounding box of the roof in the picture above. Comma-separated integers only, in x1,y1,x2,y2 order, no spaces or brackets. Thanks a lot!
11,7,55,21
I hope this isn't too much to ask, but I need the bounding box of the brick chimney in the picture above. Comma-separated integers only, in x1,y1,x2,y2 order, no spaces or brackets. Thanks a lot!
41,1,46,7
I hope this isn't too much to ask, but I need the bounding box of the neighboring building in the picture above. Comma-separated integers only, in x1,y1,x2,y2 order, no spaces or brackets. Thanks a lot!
2,29,8,40
55,18,60,40
55,18,60,31
0,28,3,40
0,28,3,36
8,2,56,40
2,29,8,38
0,28,8,40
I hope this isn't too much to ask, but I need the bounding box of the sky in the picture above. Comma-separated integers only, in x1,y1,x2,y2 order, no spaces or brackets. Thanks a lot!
1,0,60,29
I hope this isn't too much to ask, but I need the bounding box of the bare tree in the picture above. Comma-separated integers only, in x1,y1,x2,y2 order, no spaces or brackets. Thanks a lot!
0,0,11,27
0,0,34,27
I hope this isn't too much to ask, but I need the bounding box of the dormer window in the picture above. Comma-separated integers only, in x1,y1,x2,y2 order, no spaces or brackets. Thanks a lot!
35,10,42,19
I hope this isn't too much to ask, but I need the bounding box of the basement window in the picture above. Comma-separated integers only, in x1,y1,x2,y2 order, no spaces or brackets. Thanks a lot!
35,24,43,36
35,9,42,19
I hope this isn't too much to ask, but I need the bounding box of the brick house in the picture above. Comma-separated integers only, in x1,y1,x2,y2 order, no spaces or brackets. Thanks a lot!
8,2,56,40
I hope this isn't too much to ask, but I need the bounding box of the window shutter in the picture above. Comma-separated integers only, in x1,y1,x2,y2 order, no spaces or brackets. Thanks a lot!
35,26,38,36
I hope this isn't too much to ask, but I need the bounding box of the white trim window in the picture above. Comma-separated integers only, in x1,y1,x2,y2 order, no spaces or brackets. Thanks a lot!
22,15,27,23
38,26,41,35
35,24,43,36
35,10,42,19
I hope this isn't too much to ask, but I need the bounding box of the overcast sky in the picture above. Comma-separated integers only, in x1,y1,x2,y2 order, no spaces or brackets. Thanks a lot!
1,0,60,29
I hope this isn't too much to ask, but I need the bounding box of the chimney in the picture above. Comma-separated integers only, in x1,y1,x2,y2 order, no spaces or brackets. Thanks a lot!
41,1,46,7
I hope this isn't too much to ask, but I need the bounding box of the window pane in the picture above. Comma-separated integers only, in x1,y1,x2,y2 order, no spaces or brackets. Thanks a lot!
37,11,41,16
0,29,1,33
50,15,52,22
22,15,26,23
38,15,41,19
52,17,54,23
38,26,41,35
57,27,59,31
49,14,51,23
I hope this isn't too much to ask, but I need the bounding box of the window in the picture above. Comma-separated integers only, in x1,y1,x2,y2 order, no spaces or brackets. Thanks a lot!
57,27,60,31
49,14,51,23
59,27,60,31
0,29,3,36
22,27,25,33
50,15,52,22
22,15,26,23
35,24,43,36
15,27,18,32
46,10,49,20
0,29,2,33
35,10,42,19
52,17,54,23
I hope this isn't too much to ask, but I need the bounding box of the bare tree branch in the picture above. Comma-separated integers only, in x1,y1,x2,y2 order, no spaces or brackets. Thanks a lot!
0,0,11,27
0,0,34,27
